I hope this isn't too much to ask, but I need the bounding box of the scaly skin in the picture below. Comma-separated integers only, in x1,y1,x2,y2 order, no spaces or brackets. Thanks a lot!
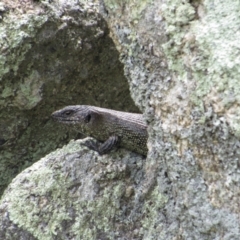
52,105,148,156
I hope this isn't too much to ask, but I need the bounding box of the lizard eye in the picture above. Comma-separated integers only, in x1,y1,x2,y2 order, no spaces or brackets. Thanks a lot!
85,114,91,123
63,110,73,116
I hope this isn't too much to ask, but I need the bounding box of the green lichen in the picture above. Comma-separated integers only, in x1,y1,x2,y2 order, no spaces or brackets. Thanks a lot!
161,0,240,133
14,70,43,109
2,86,14,98
104,0,153,22
72,183,125,239
161,0,195,72
1,140,132,239
0,14,48,78
0,141,83,239
3,152,73,239
193,0,240,133
140,187,168,239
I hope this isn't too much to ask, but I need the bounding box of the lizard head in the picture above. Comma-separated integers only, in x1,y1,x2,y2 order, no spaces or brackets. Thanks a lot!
51,105,101,135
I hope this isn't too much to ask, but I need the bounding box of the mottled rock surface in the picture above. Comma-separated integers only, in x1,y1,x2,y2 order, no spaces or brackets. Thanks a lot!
0,139,147,239
99,0,240,239
0,0,137,195
1,0,240,239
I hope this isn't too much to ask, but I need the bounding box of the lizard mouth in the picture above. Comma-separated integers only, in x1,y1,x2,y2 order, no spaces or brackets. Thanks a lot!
51,111,76,122
59,120,78,124
52,117,77,124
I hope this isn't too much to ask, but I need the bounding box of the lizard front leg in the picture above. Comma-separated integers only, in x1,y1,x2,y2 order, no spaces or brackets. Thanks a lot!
84,136,119,155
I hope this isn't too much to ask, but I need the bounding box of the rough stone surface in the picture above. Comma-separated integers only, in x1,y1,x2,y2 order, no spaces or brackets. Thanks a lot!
99,0,240,239
0,139,147,240
0,0,240,239
0,0,138,195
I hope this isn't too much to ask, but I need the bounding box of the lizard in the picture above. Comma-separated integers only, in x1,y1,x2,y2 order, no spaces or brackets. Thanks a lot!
51,105,148,156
